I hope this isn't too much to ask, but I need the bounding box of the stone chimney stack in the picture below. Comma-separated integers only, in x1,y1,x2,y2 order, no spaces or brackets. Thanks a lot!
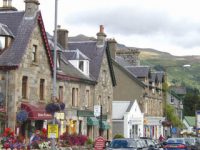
96,25,107,47
57,25,69,49
107,39,117,59
24,0,40,17
0,0,17,11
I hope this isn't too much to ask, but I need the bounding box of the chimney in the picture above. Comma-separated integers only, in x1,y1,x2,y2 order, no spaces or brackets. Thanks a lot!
57,25,69,49
3,0,7,7
0,0,17,11
107,39,117,59
96,25,107,47
7,0,11,7
24,0,40,17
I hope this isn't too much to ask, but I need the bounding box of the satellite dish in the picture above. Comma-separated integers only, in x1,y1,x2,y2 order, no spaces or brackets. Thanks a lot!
0,93,4,103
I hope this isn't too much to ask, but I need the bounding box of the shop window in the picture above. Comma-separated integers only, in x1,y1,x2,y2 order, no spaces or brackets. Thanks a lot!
39,79,45,100
69,120,77,134
22,76,28,99
78,120,82,134
32,45,37,63
59,86,63,102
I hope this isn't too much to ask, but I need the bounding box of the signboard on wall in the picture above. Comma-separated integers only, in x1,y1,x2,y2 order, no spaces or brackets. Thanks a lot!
94,105,101,117
196,111,200,129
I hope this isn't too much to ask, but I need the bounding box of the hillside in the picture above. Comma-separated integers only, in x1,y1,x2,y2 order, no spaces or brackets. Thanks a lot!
69,34,200,90
138,48,200,90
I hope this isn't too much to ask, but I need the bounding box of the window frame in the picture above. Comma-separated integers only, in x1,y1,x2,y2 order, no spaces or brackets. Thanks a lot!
22,76,28,99
39,79,45,100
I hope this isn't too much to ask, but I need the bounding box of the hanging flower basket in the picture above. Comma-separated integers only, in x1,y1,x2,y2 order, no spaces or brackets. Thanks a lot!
16,110,28,123
45,102,65,114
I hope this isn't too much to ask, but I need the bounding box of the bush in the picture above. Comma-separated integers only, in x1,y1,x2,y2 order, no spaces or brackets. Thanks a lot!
113,134,124,139
86,138,93,145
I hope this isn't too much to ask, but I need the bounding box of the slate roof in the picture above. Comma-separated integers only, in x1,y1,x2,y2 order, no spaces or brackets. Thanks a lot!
68,41,116,86
112,101,131,119
170,86,187,95
125,66,150,78
112,59,146,87
184,116,195,127
47,34,96,84
156,71,165,82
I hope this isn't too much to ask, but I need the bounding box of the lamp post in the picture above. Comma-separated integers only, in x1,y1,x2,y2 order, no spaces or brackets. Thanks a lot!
51,0,58,149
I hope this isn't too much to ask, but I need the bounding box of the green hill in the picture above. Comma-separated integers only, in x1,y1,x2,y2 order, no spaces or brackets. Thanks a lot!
138,48,200,90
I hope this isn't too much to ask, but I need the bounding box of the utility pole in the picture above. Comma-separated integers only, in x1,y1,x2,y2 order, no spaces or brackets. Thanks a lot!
52,0,58,149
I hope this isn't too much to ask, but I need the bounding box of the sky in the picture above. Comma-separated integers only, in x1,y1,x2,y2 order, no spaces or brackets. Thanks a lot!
6,0,200,56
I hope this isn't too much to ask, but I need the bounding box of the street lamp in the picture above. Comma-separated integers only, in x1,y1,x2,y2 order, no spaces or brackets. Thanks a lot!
51,0,58,149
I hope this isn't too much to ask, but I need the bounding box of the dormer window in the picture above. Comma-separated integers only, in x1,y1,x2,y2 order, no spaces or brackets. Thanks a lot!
0,37,5,49
0,23,14,52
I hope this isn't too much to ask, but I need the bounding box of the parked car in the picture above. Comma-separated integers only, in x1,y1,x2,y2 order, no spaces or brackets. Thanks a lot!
106,138,145,150
140,137,159,150
164,137,191,150
184,137,200,150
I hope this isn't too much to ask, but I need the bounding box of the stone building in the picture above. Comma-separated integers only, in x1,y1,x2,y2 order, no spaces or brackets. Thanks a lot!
49,25,116,140
0,0,53,137
110,42,165,139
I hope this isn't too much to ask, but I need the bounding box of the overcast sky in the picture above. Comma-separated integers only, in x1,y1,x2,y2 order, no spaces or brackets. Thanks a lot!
8,0,200,56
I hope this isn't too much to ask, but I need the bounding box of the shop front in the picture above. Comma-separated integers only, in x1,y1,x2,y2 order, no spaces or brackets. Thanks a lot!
0,107,6,134
18,102,52,139
143,116,165,139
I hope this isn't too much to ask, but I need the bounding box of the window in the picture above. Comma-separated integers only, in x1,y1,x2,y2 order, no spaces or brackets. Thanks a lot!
102,70,107,85
79,61,84,71
32,45,37,62
72,88,79,107
85,90,89,107
22,76,28,99
107,96,110,112
170,96,174,103
59,86,63,102
0,36,5,50
98,95,101,105
39,79,45,100
57,52,60,69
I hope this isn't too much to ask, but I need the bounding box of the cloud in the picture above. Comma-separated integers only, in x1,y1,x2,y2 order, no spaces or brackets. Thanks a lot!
12,0,200,55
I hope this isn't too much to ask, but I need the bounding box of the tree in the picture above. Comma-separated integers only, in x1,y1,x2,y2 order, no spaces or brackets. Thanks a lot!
166,103,183,128
183,87,200,116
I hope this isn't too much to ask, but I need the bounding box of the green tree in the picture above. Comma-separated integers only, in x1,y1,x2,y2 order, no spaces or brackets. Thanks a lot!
183,87,200,116
166,103,183,128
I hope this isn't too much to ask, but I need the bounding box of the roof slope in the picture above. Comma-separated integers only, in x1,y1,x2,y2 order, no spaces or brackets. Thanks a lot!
68,41,116,86
126,66,150,78
184,116,195,127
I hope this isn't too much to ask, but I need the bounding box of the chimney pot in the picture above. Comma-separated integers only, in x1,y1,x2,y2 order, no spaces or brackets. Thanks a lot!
3,0,7,7
8,0,11,7
100,25,104,33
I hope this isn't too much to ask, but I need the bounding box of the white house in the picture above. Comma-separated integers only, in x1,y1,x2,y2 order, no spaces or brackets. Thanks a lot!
112,100,144,138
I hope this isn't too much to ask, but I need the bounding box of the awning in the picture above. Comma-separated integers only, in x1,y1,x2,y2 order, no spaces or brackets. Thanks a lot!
87,117,99,126
21,102,52,120
100,121,111,130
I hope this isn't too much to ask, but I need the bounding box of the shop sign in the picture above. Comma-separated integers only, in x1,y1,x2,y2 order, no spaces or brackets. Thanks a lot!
94,105,100,117
94,136,106,150
54,112,65,120
48,124,58,138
